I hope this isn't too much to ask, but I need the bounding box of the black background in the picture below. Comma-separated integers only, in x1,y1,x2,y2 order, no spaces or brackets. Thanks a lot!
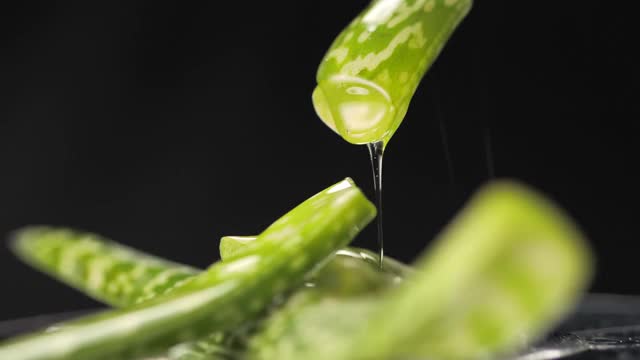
0,1,637,319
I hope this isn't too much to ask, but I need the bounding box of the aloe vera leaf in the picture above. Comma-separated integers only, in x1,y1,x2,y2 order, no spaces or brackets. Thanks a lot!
10,227,240,360
170,241,409,360
10,227,198,307
9,226,407,359
221,238,408,360
313,180,593,360
313,0,472,145
166,248,405,360
9,228,404,360
0,178,375,360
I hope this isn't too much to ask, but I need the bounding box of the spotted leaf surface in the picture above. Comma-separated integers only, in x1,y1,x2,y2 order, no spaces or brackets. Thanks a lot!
0,178,376,360
11,227,198,307
313,0,472,144
11,228,236,360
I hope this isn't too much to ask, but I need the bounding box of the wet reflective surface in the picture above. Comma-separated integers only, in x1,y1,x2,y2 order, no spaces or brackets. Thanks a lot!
3,294,640,359
514,294,640,359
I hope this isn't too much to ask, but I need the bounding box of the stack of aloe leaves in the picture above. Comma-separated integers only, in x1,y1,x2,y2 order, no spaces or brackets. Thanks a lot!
1,178,592,360
0,0,594,358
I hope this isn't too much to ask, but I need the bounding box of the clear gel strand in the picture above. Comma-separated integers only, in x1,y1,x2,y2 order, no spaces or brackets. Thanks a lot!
367,140,384,267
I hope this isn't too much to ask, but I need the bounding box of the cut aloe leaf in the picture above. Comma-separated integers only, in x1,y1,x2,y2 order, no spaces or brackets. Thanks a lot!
308,180,593,360
10,227,243,360
219,236,258,262
5,180,593,360
313,0,473,145
0,178,376,360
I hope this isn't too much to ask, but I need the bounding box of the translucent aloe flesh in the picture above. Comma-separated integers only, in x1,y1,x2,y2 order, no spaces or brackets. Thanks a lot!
313,0,472,145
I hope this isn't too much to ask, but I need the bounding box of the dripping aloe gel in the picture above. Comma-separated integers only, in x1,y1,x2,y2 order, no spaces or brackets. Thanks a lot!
312,0,473,262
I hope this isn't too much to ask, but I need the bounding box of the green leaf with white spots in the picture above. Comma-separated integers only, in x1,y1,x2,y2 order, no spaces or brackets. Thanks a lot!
10,227,410,360
10,227,238,360
0,178,376,360
6,180,593,360
10,227,198,308
313,0,472,145
164,247,409,360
